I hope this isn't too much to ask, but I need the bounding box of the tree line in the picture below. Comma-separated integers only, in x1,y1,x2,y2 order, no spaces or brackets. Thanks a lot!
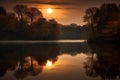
0,5,60,40
0,3,120,41
84,3,120,42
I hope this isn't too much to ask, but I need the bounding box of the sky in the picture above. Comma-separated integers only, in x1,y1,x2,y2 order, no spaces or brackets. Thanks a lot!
0,0,120,25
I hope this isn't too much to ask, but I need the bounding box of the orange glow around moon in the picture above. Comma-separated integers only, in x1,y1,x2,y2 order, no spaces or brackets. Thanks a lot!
47,8,53,14
46,60,53,67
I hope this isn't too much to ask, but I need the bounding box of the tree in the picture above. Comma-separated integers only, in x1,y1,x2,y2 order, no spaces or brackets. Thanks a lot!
48,19,60,39
4,12,18,31
98,4,119,31
84,3,120,41
103,13,120,40
84,7,99,38
14,5,28,34
26,8,43,26
0,6,6,15
14,5,27,21
0,6,7,30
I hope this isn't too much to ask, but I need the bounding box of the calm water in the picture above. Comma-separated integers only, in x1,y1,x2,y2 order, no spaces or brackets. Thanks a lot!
0,42,120,80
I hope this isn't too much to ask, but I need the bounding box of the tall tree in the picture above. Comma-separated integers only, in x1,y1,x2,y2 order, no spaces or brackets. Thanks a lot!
84,3,120,41
97,4,119,32
0,6,7,30
14,5,27,21
0,6,6,15
13,5,28,30
26,8,43,26
84,7,99,38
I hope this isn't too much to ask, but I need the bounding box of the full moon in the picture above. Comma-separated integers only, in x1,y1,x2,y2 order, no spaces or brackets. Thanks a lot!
47,8,53,14
46,60,53,67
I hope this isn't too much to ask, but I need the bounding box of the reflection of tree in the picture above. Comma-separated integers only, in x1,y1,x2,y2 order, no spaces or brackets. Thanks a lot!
84,44,120,80
0,43,60,79
14,56,43,80
84,53,97,77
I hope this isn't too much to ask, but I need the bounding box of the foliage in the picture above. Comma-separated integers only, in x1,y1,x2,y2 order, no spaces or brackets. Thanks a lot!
84,3,120,41
0,5,60,40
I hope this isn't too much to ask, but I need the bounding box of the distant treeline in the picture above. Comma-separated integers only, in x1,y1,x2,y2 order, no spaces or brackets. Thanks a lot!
59,24,90,40
0,5,60,40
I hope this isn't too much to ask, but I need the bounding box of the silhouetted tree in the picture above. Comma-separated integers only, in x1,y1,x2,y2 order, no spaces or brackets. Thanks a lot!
84,3,120,41
26,8,43,26
84,7,99,39
48,19,60,39
0,6,7,30
14,5,27,21
97,4,119,32
0,5,60,40
0,6,6,15
13,5,28,30
4,12,18,31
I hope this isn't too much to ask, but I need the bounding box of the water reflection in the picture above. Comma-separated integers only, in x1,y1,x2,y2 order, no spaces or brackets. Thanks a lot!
0,43,120,80
84,43,120,80
0,43,60,79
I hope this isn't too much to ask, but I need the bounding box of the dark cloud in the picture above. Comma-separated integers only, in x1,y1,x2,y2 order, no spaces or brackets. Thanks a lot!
25,1,73,5
0,0,119,5
54,7,76,9
38,7,77,9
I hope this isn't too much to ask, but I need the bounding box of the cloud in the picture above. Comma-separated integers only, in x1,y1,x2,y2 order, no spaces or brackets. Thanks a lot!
0,0,119,6
25,1,73,5
0,0,72,5
38,7,77,10
54,7,76,9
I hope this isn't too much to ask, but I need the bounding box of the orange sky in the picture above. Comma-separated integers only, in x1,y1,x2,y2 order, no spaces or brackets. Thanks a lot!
0,0,119,25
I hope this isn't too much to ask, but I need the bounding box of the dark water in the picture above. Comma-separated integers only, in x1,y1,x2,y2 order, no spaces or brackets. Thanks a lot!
0,42,120,80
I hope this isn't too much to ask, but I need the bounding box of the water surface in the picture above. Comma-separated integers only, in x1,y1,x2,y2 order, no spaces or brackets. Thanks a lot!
0,42,120,80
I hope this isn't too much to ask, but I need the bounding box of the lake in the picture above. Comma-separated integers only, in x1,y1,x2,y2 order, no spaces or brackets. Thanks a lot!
0,41,120,80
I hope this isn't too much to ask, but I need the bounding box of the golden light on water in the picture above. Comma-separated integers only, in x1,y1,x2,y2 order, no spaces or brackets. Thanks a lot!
47,8,53,14
46,60,53,67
